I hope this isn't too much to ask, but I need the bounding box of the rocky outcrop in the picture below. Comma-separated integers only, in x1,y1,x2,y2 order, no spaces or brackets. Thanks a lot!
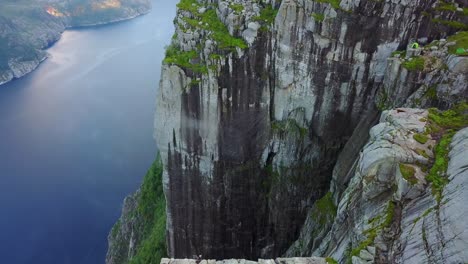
286,106,468,263
106,159,167,264
392,127,468,263
153,0,467,260
106,191,143,264
0,0,151,85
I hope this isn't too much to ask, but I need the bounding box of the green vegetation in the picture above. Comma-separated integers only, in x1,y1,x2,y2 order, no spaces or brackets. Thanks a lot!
425,102,468,203
413,207,434,224
164,44,208,73
446,31,468,56
431,18,468,30
402,56,425,71
325,257,338,264
426,131,454,202
416,148,430,159
391,50,406,57
230,3,244,14
177,0,246,50
312,192,338,225
317,0,341,10
129,157,167,264
399,164,417,185
271,118,308,138
347,201,395,263
425,85,438,99
165,0,248,72
435,2,457,12
428,102,468,130
413,133,429,144
252,5,278,31
312,13,325,22
0,0,151,74
111,219,121,238
253,5,278,25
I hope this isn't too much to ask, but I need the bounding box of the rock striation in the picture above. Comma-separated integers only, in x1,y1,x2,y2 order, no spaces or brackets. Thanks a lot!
153,0,467,260
108,0,467,263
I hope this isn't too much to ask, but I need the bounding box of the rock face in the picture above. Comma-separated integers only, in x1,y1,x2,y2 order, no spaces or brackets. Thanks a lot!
287,107,468,263
0,0,151,85
106,191,142,264
153,0,467,260
392,127,468,263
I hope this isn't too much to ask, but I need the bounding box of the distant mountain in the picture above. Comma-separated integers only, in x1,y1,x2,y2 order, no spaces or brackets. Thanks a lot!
0,0,151,85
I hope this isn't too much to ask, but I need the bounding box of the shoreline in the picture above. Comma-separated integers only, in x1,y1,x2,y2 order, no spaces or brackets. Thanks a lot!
0,10,150,87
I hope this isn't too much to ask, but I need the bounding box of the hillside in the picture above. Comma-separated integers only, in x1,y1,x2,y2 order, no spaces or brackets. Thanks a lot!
0,0,151,85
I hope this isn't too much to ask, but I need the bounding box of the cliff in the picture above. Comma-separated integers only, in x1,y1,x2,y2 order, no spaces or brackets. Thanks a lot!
0,0,151,85
107,0,467,263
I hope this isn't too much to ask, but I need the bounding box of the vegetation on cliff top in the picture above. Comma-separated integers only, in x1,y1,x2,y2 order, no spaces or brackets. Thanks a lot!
177,0,247,50
163,0,249,73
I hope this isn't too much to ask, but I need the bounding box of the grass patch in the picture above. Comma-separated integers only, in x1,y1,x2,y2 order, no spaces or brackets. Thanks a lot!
163,44,208,73
399,164,417,185
326,257,338,264
391,50,406,57
402,56,425,71
253,4,278,31
431,18,468,30
416,148,430,159
435,2,457,12
413,133,429,144
230,3,244,14
446,31,468,56
312,192,338,225
317,0,341,10
428,103,468,129
425,102,468,203
312,12,325,21
426,132,453,202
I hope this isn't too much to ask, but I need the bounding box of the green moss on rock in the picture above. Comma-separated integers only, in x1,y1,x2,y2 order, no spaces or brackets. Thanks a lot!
312,13,325,21
426,102,468,203
413,133,429,144
399,164,417,185
402,56,426,71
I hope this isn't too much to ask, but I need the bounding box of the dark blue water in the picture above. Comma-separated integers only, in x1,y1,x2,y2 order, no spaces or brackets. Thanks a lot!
0,2,175,263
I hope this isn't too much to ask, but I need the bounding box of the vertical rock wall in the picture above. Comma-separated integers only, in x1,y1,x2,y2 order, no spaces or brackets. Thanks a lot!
154,0,466,260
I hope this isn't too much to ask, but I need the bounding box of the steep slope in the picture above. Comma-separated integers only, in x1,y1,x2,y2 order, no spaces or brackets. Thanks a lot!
0,0,151,85
107,0,467,263
286,105,468,264
153,0,466,259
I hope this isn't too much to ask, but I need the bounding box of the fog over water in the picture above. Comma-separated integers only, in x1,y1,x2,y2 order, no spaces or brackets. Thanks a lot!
0,1,175,263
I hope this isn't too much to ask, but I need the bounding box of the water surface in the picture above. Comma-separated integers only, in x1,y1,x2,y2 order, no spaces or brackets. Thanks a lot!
0,1,175,263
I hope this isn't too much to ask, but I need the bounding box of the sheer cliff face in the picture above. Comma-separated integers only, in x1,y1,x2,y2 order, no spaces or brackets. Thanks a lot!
154,0,465,259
